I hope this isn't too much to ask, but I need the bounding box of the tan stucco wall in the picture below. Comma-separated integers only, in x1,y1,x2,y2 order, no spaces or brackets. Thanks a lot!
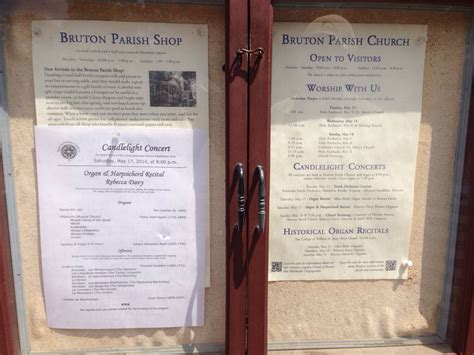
2,1,469,353
4,0,226,352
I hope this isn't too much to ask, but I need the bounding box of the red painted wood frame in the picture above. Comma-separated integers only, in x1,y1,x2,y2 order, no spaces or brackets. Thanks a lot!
225,0,249,353
228,1,474,354
0,2,472,355
0,156,20,355
447,72,474,355
225,0,273,353
246,0,272,354
271,0,473,5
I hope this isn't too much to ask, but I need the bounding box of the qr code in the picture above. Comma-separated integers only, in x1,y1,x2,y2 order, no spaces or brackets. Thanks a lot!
385,260,397,271
271,262,282,272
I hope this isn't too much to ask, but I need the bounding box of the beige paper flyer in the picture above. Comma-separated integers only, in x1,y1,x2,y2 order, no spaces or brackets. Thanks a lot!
32,20,211,287
32,20,208,130
269,23,427,280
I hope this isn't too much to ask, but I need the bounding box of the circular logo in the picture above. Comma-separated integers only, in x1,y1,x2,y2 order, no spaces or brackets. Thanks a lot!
58,142,79,160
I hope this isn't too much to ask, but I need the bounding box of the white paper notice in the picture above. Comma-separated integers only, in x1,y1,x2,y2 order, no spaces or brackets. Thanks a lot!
32,20,208,130
269,23,427,280
35,126,208,328
32,20,211,287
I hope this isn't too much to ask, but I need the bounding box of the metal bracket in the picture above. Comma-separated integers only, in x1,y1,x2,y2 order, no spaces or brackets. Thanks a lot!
236,47,264,57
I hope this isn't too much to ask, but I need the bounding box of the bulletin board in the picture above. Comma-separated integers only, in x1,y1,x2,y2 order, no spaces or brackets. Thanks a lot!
1,0,472,353
2,0,226,352
268,7,469,345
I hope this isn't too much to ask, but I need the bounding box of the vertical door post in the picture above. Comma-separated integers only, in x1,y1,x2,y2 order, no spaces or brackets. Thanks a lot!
247,0,273,354
0,155,20,355
448,74,474,355
225,0,249,353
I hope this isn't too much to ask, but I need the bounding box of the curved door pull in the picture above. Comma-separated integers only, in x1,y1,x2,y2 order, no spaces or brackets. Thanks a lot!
255,165,265,234
234,163,245,231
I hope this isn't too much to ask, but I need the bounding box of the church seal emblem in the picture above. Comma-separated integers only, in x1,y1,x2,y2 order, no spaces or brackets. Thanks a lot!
58,142,79,160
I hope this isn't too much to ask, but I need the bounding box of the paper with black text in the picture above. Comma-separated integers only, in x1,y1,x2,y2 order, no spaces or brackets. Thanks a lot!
35,126,208,328
269,23,427,280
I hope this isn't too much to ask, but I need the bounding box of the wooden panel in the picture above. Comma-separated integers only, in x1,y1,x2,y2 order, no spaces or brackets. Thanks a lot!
4,3,227,351
447,74,474,354
0,156,20,355
247,0,273,354
225,0,249,354
244,1,471,352
272,0,473,7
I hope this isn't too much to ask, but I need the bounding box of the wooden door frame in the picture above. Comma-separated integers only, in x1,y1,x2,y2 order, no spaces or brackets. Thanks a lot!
447,72,474,355
0,17,20,354
0,0,253,353
246,0,272,354
242,1,474,354
0,155,20,355
0,1,472,355
225,0,249,353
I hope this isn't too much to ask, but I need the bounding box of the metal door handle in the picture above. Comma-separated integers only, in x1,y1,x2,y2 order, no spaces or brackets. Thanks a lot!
234,163,245,231
255,165,265,234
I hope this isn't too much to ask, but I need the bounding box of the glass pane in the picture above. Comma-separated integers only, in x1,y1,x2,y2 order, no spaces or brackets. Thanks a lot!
268,5,471,351
1,1,225,353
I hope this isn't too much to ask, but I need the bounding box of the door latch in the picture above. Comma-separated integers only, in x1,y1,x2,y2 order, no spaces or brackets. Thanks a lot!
236,47,264,58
